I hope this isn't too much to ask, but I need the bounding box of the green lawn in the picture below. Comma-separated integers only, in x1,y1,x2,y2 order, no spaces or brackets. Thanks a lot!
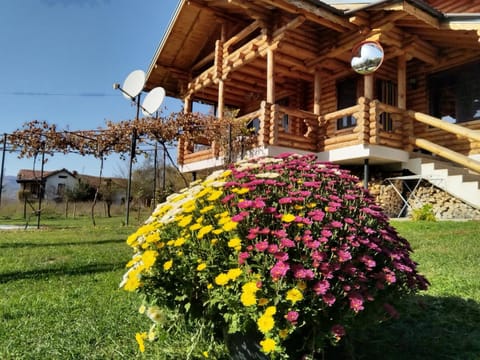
0,218,479,359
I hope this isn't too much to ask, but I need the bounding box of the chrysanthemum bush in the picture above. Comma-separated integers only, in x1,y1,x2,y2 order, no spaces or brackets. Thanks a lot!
121,153,428,358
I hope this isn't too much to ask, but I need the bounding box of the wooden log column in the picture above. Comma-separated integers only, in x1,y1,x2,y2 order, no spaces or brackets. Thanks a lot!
398,54,413,151
314,70,324,151
267,46,275,104
364,74,374,101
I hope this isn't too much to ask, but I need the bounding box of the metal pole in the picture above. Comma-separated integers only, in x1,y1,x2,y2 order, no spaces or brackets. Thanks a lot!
0,134,7,207
125,93,141,226
153,142,158,208
363,158,369,190
162,143,166,192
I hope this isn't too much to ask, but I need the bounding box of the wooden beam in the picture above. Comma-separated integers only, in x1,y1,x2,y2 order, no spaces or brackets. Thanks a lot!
441,21,480,32
397,54,407,109
256,0,355,32
223,19,263,50
383,1,440,29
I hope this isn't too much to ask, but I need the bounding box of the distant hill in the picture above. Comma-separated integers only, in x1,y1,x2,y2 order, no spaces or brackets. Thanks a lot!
2,176,20,200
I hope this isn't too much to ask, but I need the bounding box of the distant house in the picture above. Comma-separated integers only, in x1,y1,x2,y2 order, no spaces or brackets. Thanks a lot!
16,169,126,203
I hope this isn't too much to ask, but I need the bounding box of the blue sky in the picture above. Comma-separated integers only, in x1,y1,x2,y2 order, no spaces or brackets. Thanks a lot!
0,0,182,177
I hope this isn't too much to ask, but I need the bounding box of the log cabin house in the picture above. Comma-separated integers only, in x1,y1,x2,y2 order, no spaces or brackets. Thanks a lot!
144,0,480,209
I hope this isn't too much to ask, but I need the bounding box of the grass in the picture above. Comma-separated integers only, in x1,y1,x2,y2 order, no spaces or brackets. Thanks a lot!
0,218,479,359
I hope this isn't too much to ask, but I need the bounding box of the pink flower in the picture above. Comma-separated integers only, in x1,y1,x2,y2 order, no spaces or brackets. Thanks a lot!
308,210,325,222
238,200,254,209
313,280,330,295
279,197,293,204
238,252,250,264
267,244,279,253
280,238,295,248
322,293,336,306
331,324,346,340
349,293,364,313
321,229,332,238
274,252,289,262
270,261,290,279
285,311,299,324
338,250,352,262
330,220,343,228
255,241,269,252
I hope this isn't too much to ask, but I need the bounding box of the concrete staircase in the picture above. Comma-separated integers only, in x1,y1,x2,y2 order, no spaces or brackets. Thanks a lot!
403,154,480,209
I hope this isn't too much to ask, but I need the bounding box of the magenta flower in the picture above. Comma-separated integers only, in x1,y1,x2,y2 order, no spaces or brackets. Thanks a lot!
285,311,299,324
270,261,290,279
255,241,269,252
331,324,346,340
337,250,352,262
313,280,330,295
349,293,364,313
322,293,336,306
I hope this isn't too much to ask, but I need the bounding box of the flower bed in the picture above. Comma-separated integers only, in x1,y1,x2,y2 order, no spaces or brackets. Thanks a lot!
121,153,428,358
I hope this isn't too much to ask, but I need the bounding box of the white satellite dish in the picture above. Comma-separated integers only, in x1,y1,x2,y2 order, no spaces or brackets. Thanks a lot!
122,69,145,99
142,86,166,116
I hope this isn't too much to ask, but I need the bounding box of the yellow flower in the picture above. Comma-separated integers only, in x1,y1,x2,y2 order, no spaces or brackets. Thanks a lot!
260,338,276,354
163,259,173,271
145,232,160,244
189,223,202,231
227,237,242,250
242,281,258,293
123,268,142,291
200,205,215,214
258,298,269,306
207,283,213,289
212,229,224,235
210,238,218,245
214,273,230,286
281,213,296,223
222,221,238,231
227,268,242,280
257,314,274,334
265,306,276,316
178,215,192,228
286,288,303,304
232,187,250,194
197,263,207,271
126,254,141,268
279,329,289,339
135,332,148,353
202,351,209,358
240,291,257,306
174,237,186,247
207,190,223,201
141,250,157,270
198,225,214,239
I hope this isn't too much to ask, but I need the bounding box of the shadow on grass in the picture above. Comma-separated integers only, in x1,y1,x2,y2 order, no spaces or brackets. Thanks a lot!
0,262,126,283
326,295,480,360
0,238,126,249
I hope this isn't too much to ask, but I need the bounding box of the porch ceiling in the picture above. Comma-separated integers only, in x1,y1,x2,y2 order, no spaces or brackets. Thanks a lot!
145,0,480,106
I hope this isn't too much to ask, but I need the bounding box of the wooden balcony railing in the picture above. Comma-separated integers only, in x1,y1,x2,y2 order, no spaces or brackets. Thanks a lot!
178,98,480,174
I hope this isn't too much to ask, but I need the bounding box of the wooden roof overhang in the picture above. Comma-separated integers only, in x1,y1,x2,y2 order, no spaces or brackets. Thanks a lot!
145,0,480,108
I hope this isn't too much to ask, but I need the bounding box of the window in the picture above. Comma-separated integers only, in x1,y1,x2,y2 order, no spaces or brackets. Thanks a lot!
429,61,480,123
336,78,357,130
